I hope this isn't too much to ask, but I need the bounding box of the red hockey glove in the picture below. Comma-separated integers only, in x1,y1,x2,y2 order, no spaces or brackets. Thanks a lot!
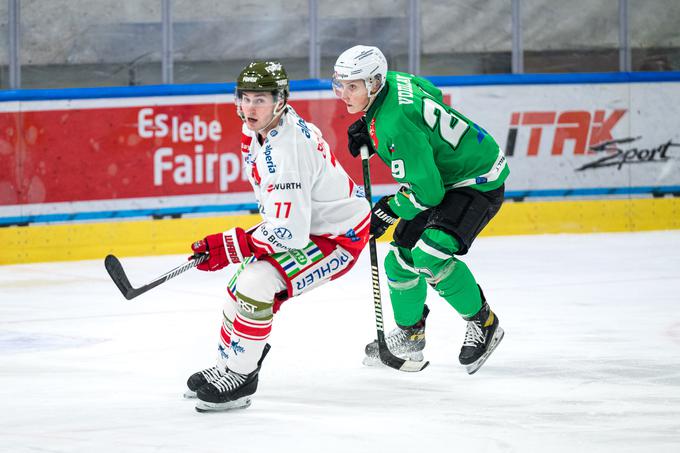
190,227,253,272
370,195,399,239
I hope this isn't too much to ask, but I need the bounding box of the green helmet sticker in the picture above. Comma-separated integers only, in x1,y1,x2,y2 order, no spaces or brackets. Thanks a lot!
236,60,289,100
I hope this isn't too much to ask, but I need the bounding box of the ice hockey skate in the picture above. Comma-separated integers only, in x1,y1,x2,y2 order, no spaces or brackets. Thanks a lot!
183,366,225,399
195,344,270,412
459,302,504,375
363,306,429,366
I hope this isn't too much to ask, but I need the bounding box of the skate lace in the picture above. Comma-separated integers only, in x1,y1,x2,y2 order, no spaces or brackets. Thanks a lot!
463,321,485,347
385,327,409,349
202,367,223,381
213,371,247,393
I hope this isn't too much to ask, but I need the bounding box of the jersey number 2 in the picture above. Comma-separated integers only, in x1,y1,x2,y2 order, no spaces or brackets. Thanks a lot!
422,97,469,149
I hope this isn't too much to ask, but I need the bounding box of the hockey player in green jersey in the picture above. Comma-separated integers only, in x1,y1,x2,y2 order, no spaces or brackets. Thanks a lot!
332,45,509,374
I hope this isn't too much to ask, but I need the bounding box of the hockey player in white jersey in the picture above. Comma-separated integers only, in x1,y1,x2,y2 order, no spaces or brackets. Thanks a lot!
185,61,371,412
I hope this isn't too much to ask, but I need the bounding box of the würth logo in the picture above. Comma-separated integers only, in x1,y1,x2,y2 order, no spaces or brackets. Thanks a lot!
266,182,302,192
505,109,627,157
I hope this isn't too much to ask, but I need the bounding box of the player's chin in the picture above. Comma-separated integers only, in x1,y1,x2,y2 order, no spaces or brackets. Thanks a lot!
346,104,361,114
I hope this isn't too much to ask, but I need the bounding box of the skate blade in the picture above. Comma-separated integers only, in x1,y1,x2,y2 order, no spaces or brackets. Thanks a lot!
183,390,197,399
195,397,252,413
464,327,505,375
362,351,424,367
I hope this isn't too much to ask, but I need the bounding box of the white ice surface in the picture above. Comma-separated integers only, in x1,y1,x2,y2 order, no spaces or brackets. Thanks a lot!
1,231,679,453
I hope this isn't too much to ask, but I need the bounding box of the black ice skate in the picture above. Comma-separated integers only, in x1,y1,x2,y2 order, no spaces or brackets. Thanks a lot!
195,344,271,412
459,299,504,375
363,305,429,366
183,366,225,399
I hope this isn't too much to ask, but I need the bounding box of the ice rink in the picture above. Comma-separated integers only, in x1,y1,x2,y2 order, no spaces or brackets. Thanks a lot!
1,231,679,453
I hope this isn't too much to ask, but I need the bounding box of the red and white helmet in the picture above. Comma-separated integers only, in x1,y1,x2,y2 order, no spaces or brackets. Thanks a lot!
332,45,388,99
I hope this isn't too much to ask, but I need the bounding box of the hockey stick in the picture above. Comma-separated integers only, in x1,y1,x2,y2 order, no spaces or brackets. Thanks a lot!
360,145,429,372
104,253,208,300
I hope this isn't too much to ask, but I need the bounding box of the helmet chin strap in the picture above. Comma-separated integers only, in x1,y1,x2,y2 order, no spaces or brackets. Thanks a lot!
362,80,382,112
362,96,375,112
256,99,286,135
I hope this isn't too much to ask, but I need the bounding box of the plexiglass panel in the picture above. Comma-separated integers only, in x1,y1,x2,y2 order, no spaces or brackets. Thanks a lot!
318,0,410,79
421,0,511,76
522,0,619,73
630,0,680,71
20,0,162,88
0,1,9,89
172,0,309,83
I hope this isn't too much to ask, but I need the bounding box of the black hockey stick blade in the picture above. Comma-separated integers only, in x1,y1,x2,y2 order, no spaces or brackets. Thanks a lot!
104,254,135,299
104,254,207,300
379,347,430,372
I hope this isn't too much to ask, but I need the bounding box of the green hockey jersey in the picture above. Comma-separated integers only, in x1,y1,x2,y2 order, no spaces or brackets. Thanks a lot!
364,71,509,220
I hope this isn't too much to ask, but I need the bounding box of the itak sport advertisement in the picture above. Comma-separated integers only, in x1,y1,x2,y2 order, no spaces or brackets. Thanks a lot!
442,80,680,199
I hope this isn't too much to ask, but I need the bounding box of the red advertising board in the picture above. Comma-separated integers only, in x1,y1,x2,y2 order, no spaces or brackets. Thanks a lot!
0,98,395,207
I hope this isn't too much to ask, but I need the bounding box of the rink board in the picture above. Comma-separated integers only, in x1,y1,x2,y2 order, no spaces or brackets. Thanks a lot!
2,197,679,264
2,73,680,264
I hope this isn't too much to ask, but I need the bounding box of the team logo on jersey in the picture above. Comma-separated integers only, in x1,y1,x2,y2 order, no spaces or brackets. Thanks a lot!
230,339,245,355
274,227,293,240
270,130,278,137
290,249,308,265
369,118,379,150
293,249,352,293
296,118,311,139
238,299,258,313
241,133,252,153
266,182,302,192
263,144,276,173
345,228,360,242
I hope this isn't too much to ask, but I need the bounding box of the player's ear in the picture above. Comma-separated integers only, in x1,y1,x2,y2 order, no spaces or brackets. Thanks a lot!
370,75,383,95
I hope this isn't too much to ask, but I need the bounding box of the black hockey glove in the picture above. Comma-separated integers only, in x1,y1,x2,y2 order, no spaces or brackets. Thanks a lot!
370,196,399,239
347,118,375,158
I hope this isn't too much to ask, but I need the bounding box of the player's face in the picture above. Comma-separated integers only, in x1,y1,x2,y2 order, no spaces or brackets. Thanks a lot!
238,91,278,131
333,79,369,114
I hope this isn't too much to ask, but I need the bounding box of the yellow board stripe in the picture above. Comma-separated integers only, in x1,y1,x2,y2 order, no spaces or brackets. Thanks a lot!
0,214,260,265
1,197,679,265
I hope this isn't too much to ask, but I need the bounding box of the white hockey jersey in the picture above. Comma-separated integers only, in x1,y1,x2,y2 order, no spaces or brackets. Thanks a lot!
240,106,370,255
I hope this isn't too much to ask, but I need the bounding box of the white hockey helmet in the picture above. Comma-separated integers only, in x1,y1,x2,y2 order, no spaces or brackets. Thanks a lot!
332,45,388,99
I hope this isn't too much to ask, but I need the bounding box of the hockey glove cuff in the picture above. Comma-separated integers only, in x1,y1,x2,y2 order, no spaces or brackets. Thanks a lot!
347,117,375,158
191,227,253,272
370,196,399,239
